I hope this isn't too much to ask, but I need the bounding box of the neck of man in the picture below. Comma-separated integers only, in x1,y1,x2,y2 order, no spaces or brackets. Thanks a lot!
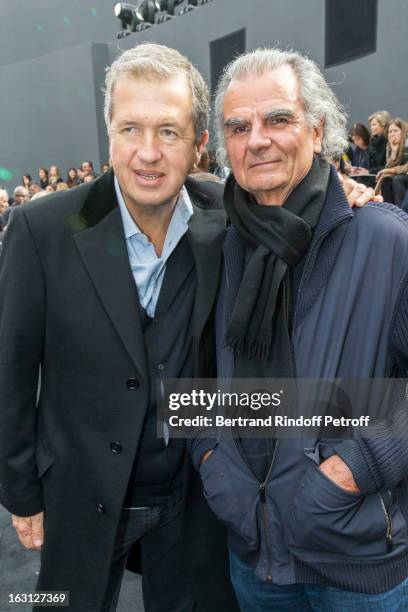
126,196,178,257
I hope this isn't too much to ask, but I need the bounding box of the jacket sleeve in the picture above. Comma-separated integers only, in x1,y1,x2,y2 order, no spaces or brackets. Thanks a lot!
188,436,218,471
0,207,45,516
334,272,408,494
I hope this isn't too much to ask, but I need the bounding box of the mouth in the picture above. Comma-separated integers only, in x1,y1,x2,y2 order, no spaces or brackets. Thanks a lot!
134,170,165,184
249,160,280,170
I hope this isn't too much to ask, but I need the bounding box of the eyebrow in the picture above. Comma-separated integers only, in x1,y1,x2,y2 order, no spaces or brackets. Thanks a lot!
224,109,297,128
263,109,296,121
116,117,182,127
224,117,248,128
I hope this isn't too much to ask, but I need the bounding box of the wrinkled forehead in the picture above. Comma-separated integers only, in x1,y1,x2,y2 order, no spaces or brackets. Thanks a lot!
223,65,304,117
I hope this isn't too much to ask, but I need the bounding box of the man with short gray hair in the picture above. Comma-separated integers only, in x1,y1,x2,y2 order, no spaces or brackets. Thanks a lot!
192,48,408,610
0,188,10,231
13,185,30,205
0,42,237,611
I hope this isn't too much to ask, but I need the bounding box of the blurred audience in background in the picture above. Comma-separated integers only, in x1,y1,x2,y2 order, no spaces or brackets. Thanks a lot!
29,182,42,196
81,160,99,180
38,167,49,189
66,167,81,188
0,189,10,231
368,111,390,175
375,118,408,204
48,165,63,185
347,123,370,175
13,186,29,205
21,174,32,194
3,113,408,243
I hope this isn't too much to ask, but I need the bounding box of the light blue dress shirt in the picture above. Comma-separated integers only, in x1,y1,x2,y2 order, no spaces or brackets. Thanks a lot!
115,176,193,317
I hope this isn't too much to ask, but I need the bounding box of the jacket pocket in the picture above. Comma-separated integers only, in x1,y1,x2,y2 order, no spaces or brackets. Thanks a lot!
200,447,259,551
287,452,408,563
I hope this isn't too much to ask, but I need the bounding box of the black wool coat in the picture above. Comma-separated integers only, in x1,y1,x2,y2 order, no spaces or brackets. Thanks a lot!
0,170,238,611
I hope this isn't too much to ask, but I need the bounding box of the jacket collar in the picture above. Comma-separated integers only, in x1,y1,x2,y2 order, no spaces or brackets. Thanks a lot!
311,165,353,244
78,168,117,228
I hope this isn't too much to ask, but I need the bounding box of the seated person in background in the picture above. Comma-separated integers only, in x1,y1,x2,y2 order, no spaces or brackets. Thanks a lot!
0,188,10,230
38,167,49,189
13,186,30,205
22,174,32,195
66,168,81,188
56,182,69,191
368,111,389,175
375,117,408,205
29,182,42,196
346,123,370,175
189,149,223,183
48,165,63,185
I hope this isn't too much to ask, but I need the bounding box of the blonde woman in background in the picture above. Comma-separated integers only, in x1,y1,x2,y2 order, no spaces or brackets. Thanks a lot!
375,118,408,205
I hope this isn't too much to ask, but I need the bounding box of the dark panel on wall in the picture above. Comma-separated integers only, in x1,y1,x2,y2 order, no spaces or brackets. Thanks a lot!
0,0,118,67
325,0,377,67
0,44,105,191
210,28,246,93
91,43,110,167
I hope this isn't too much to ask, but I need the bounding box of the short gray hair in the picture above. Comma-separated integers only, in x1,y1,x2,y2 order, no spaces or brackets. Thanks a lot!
13,186,28,197
215,47,348,166
104,43,209,142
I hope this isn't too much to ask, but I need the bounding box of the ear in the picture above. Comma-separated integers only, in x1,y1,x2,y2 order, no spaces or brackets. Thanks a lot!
195,130,209,164
313,121,324,154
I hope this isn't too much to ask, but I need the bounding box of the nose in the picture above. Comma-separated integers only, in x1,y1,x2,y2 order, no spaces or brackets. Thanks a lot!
137,133,162,165
247,121,272,153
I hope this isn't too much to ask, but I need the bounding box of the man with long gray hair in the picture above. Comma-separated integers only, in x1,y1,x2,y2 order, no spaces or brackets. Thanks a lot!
192,48,408,610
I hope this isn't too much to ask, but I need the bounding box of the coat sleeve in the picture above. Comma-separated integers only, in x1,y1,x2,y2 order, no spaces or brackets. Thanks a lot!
334,272,408,494
0,206,46,516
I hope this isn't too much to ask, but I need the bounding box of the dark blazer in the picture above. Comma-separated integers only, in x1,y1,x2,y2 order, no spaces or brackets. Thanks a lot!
0,170,237,611
369,133,387,174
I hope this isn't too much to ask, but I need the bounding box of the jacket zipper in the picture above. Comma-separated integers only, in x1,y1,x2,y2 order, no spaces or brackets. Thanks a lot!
232,436,279,582
259,440,279,582
378,491,393,552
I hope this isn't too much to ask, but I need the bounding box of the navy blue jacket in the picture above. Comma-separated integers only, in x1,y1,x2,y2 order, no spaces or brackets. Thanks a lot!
191,167,408,593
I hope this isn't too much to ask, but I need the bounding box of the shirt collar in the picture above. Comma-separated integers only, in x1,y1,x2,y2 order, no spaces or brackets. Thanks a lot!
114,175,193,241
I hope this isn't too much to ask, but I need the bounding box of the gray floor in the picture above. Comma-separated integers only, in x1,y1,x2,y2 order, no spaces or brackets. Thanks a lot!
0,504,144,612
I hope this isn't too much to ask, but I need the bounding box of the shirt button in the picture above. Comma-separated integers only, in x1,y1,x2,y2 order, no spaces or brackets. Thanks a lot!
157,363,165,371
110,441,122,454
153,316,159,324
96,503,105,514
126,378,139,390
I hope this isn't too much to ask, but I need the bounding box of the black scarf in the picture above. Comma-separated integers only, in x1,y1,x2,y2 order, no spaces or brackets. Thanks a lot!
223,156,330,377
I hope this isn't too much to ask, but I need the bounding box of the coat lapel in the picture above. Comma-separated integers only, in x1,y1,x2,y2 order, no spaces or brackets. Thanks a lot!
73,171,148,379
187,201,226,346
73,172,225,378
